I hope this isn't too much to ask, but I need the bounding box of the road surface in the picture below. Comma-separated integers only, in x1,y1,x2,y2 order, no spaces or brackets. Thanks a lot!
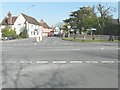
1,37,119,88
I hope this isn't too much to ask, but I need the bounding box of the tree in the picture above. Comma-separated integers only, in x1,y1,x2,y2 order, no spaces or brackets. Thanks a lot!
103,21,118,35
62,23,69,33
92,4,113,35
55,22,64,29
63,6,98,34
63,4,116,35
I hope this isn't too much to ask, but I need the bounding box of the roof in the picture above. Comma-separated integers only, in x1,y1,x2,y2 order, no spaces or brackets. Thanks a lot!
55,27,60,30
21,13,39,25
39,20,50,29
1,16,17,25
50,26,55,31
42,29,52,33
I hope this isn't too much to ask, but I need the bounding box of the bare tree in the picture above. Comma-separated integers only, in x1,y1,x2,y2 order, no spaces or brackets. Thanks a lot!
92,4,115,35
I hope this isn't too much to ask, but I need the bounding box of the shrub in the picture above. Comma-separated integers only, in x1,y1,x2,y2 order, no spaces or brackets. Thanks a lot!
19,28,28,38
2,27,10,37
2,26,17,39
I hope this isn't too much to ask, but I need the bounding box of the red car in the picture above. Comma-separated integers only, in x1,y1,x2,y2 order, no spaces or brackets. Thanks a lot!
48,32,52,37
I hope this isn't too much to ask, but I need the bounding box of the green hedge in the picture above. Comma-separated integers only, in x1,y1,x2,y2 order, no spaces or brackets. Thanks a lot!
19,28,28,38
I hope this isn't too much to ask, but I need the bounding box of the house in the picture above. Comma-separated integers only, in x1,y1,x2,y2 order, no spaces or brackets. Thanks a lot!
54,27,61,36
1,12,41,38
1,12,18,32
39,19,53,36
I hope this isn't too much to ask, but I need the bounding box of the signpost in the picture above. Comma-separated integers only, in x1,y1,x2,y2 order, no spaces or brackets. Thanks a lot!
67,25,71,38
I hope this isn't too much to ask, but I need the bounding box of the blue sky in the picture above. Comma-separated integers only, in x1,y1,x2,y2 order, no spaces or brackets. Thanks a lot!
1,2,118,26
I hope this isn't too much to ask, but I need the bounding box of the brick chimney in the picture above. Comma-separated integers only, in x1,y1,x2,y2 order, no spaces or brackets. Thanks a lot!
7,12,12,25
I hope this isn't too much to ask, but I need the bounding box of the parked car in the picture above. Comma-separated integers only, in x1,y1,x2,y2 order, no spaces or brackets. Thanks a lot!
7,36,14,40
2,36,15,41
2,37,8,41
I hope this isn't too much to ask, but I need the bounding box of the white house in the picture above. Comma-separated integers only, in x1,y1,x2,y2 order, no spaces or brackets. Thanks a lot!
54,27,60,35
1,12,41,38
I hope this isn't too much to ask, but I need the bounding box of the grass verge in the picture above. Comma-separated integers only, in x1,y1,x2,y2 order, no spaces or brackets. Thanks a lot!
62,38,119,43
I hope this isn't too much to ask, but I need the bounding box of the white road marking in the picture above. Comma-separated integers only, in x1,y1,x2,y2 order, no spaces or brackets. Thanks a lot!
72,49,81,51
0,49,8,51
101,48,104,50
34,43,37,45
54,41,57,43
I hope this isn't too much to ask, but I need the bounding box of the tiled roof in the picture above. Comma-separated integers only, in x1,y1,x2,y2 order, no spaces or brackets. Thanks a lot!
1,16,17,25
21,13,39,25
39,20,50,29
49,26,55,30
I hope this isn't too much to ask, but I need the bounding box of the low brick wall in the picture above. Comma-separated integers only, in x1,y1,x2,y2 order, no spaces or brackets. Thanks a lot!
70,34,118,40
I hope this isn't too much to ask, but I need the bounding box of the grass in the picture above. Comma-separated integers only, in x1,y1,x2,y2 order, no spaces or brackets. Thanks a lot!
62,38,119,43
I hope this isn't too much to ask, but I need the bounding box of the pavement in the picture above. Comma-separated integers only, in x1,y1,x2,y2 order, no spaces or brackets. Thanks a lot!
1,37,119,88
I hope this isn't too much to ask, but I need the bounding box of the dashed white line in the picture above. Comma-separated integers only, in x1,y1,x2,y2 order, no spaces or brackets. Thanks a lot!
101,48,104,50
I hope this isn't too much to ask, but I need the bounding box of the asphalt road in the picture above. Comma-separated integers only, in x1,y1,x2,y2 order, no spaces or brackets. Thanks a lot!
1,37,119,88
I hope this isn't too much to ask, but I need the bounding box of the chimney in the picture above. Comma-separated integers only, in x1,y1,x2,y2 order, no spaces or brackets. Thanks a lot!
7,12,12,25
40,19,43,23
40,19,44,27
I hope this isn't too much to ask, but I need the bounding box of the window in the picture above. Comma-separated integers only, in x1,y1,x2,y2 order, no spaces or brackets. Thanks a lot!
18,24,22,28
34,31,35,35
18,23,21,26
37,31,39,35
31,25,33,28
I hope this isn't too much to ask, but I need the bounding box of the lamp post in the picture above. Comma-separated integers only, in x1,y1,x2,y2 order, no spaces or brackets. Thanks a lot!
27,5,35,38
0,26,1,39
67,25,71,38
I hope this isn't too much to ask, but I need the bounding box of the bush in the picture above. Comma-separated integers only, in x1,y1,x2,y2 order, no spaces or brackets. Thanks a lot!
2,27,17,39
19,28,28,38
